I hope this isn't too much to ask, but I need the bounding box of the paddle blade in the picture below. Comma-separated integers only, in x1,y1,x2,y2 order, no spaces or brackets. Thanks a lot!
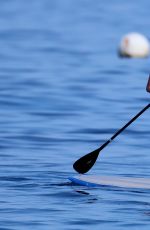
73,148,100,174
146,75,150,92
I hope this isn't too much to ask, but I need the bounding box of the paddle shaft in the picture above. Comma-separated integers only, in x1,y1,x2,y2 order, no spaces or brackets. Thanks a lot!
98,103,150,152
73,103,150,174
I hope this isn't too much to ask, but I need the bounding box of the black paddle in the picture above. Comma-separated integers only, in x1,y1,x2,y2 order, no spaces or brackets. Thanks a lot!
73,77,150,174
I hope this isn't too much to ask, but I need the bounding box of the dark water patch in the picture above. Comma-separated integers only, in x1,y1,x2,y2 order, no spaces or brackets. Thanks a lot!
31,111,77,118
0,144,13,150
0,207,62,214
115,200,150,207
0,228,14,230
101,69,129,76
10,182,42,190
0,176,31,182
0,98,28,107
0,220,46,228
67,218,120,226
144,211,150,217
120,223,149,228
0,153,15,158
18,79,47,88
75,190,90,195
123,129,150,136
2,134,106,148
37,46,90,57
70,127,116,135
50,182,71,187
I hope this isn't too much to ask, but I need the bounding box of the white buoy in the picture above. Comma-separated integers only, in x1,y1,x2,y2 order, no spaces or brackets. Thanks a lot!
119,32,150,58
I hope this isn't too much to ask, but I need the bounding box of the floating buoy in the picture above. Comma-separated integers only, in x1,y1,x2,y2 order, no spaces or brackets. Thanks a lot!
119,33,150,58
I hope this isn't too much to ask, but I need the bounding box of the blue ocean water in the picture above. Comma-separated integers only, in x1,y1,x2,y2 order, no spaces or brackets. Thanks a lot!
0,0,150,229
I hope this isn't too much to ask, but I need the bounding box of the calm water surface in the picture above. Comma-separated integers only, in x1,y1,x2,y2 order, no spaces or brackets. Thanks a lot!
0,0,150,229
